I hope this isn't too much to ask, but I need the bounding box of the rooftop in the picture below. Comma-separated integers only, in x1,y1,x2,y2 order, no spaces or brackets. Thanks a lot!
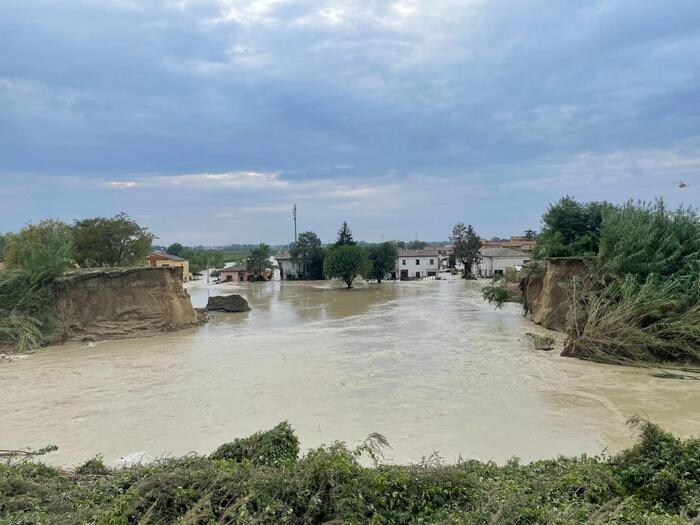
149,250,185,262
480,247,531,258
397,248,440,257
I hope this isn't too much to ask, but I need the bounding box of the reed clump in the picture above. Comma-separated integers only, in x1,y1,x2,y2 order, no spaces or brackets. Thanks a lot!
563,200,700,367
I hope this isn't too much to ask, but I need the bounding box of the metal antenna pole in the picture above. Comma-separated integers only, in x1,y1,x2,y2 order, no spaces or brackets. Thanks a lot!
293,204,297,243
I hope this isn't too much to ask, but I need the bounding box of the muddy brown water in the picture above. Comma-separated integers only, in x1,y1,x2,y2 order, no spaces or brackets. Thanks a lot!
1,277,698,467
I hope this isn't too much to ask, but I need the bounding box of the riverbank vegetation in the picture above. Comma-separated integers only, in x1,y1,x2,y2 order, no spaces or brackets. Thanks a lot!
531,197,700,368
1,419,697,524
0,214,155,352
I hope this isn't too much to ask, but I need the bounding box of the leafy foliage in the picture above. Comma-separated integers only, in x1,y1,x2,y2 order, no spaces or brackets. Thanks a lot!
1,421,697,524
561,200,700,366
365,242,398,283
290,231,326,279
246,243,272,278
3,220,73,281
165,243,184,257
210,422,300,467
72,212,154,267
451,222,481,279
324,244,371,288
535,196,613,258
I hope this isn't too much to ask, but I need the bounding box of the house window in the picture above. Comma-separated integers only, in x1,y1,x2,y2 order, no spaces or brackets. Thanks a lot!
429,259,434,265
494,269,504,275
402,259,406,265
415,259,420,265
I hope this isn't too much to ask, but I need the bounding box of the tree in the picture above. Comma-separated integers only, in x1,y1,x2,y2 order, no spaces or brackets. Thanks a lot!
451,222,481,279
247,243,272,280
364,242,398,283
291,231,325,279
166,243,184,257
4,220,73,281
72,213,154,267
534,196,612,258
324,245,370,288
523,229,537,240
0,233,9,262
407,240,428,250
395,240,406,249
335,221,355,246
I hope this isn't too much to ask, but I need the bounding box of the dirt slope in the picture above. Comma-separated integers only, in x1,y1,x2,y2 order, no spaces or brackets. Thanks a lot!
51,267,206,342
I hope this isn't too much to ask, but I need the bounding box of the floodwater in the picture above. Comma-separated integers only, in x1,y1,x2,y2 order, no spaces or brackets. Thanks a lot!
1,277,699,467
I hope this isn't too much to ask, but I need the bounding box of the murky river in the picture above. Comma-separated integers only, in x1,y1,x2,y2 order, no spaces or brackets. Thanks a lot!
1,277,699,467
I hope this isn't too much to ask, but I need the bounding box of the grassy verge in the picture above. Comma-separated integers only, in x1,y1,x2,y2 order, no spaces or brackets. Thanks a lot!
1,420,698,524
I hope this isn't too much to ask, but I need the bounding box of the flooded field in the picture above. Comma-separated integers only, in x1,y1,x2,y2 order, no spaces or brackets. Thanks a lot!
1,277,699,467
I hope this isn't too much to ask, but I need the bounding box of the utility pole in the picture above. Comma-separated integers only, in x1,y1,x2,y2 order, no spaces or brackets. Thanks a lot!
293,204,297,244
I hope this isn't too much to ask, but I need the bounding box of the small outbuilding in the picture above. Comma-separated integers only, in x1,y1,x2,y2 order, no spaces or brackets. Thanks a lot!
477,247,531,278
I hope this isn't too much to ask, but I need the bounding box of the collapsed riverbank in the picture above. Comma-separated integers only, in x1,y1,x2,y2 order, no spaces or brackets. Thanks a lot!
1,419,697,524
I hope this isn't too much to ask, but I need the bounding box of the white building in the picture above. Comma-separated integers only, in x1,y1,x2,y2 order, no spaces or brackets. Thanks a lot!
476,247,531,278
394,249,440,279
275,252,303,280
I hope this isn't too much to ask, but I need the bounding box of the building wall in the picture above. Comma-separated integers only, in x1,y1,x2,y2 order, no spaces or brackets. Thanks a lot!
278,259,302,279
152,259,191,281
478,256,531,277
395,256,439,278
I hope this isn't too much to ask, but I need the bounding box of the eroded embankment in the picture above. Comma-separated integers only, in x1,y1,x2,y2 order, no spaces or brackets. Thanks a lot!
524,258,590,332
50,267,206,342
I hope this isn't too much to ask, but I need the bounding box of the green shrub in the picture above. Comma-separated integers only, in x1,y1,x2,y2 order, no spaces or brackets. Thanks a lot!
75,455,110,476
0,421,697,524
210,421,300,466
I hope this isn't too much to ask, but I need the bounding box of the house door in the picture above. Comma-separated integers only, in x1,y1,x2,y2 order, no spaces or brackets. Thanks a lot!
415,271,421,278
400,269,408,279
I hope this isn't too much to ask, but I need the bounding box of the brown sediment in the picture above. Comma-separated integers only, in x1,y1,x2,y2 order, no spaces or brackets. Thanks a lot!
50,267,206,343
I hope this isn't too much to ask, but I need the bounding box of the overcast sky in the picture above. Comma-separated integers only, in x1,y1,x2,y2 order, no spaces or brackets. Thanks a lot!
2,0,699,245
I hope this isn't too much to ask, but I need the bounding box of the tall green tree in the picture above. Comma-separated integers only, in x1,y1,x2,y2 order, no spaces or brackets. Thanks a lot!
291,231,325,279
4,220,73,281
166,243,184,257
451,222,481,280
335,221,355,246
72,213,154,267
365,242,398,283
247,243,272,279
535,196,612,258
324,245,370,288
407,240,428,249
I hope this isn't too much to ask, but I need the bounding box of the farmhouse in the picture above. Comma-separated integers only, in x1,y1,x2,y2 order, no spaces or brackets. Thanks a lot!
218,262,272,283
275,252,303,280
394,249,440,280
146,251,192,281
477,247,531,278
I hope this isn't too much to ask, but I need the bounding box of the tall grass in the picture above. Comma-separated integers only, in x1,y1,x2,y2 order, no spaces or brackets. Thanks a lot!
565,200,700,366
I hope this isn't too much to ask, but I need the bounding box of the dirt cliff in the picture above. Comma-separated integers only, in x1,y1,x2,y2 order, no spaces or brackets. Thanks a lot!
51,267,206,342
524,258,590,332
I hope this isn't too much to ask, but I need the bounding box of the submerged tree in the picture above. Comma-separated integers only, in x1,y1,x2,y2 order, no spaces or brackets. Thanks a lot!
72,213,155,267
451,222,481,279
324,244,370,288
335,221,355,246
291,231,325,279
247,243,272,279
364,242,398,283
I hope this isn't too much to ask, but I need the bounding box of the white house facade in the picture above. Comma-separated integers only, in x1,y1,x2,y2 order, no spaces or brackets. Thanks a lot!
276,252,303,280
394,249,440,279
477,247,531,278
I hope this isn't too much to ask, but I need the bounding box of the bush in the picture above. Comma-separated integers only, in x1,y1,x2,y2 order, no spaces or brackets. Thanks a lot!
74,455,111,475
0,421,697,524
210,421,300,466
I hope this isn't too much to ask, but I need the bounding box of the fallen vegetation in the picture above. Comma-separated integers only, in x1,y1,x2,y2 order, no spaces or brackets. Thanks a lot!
1,420,698,524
